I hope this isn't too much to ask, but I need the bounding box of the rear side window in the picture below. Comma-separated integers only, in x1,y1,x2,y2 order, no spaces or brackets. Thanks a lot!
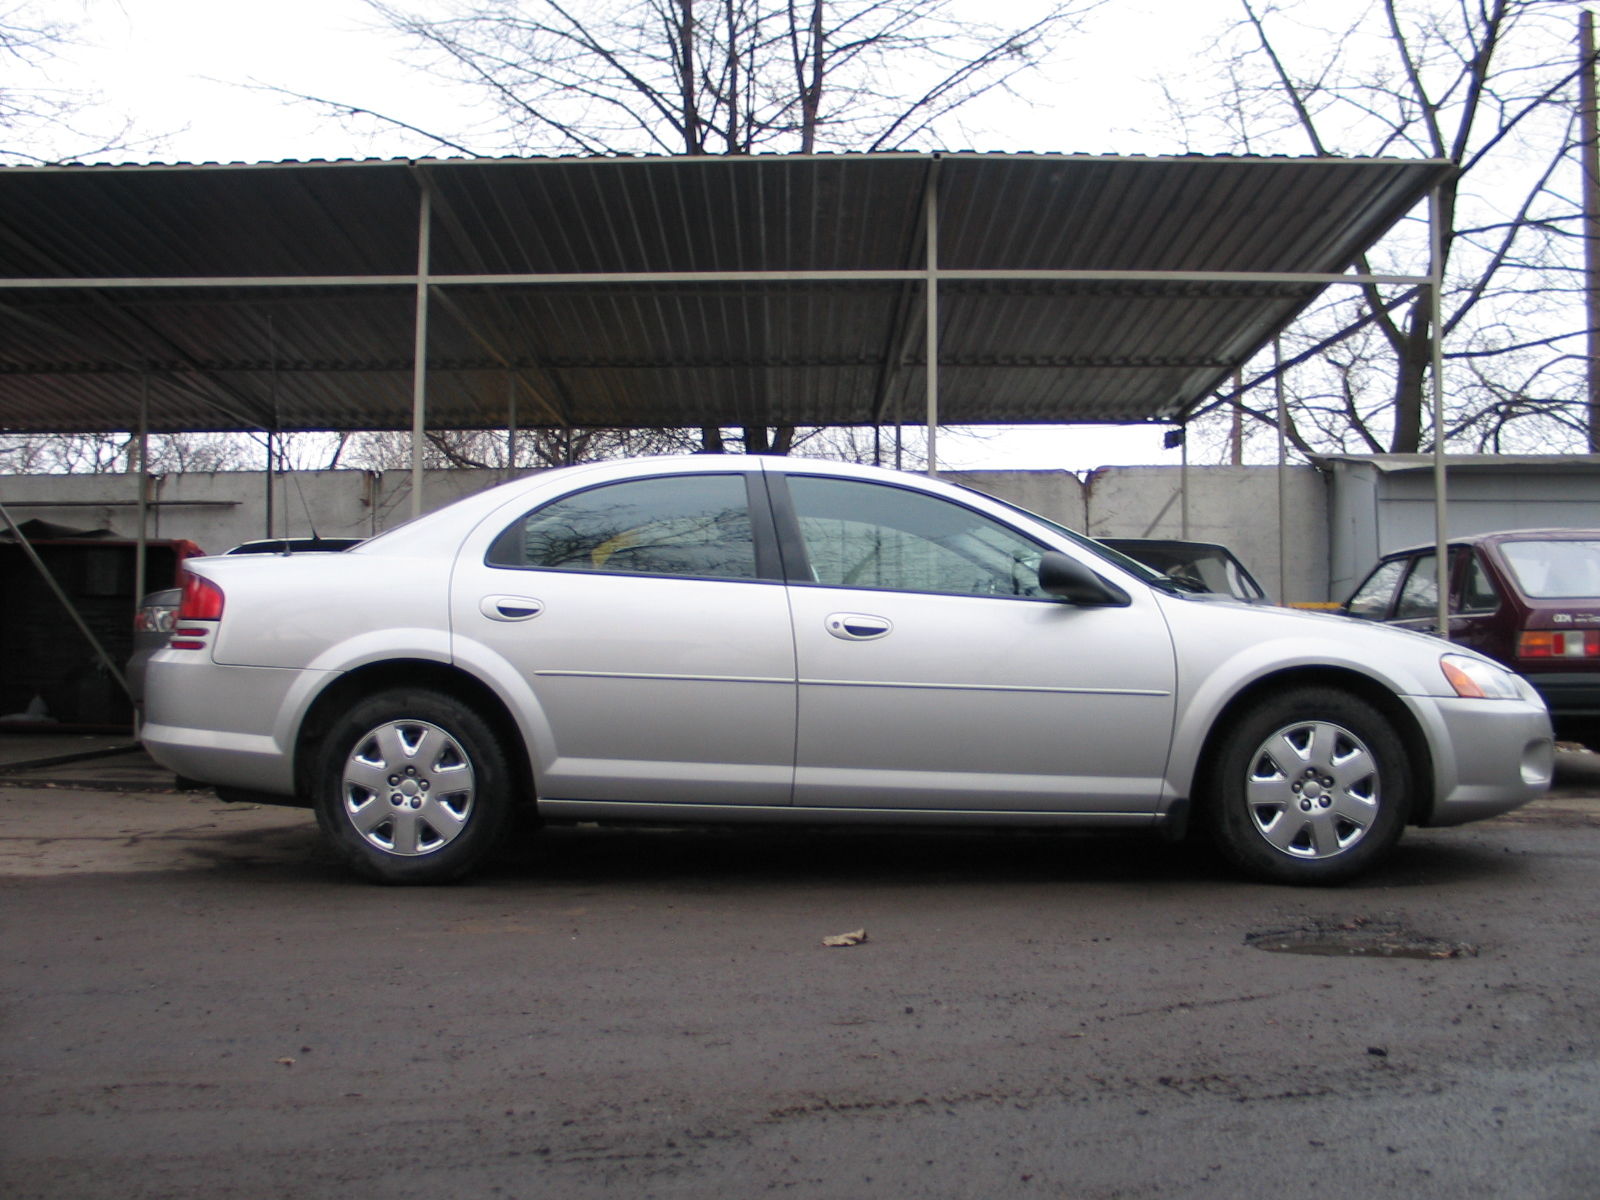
1346,558,1406,620
1459,554,1501,612
1500,540,1600,598
488,474,758,580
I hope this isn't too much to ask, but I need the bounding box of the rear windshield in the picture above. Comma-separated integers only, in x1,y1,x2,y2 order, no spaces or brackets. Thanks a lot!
1500,539,1600,598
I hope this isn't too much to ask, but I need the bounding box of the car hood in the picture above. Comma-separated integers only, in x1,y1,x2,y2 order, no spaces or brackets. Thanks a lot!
1152,587,1526,701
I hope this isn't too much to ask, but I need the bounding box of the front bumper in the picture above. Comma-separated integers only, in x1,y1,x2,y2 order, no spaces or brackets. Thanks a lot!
1408,693,1553,826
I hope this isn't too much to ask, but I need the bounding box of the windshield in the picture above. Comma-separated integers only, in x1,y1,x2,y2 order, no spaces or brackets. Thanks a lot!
1500,539,1600,598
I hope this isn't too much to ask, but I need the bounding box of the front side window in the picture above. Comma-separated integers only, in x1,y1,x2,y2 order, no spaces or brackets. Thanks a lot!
1345,558,1406,621
488,474,758,580
787,476,1047,597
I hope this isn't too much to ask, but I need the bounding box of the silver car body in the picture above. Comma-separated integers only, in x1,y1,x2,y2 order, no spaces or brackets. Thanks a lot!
143,456,1552,854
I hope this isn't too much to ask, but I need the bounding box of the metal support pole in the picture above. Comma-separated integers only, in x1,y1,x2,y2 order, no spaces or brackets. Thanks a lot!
506,371,518,482
1179,425,1190,539
134,375,149,620
1431,186,1451,639
923,162,940,476
1275,338,1289,605
1231,368,1245,465
263,429,275,538
411,187,433,519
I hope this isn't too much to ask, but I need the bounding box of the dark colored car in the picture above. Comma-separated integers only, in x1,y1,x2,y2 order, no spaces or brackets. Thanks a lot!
127,587,183,715
222,537,366,556
1097,538,1271,605
1342,529,1600,736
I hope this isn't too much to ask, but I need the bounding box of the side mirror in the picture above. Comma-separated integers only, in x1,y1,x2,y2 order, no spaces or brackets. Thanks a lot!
1038,551,1131,607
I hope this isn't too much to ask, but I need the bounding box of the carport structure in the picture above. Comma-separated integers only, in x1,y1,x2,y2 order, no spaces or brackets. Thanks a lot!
0,150,1463,690
0,152,1452,485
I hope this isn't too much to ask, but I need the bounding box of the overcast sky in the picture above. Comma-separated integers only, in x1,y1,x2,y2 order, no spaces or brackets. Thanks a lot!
49,0,1261,471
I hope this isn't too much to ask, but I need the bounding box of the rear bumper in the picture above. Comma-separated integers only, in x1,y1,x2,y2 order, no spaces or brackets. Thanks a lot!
140,657,331,796
1527,671,1600,718
1408,694,1553,826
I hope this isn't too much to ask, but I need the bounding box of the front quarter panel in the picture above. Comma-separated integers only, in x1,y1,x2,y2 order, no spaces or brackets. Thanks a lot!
1156,598,1549,815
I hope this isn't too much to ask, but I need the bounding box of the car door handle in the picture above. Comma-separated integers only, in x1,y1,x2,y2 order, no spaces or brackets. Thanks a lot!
480,595,543,621
825,612,892,641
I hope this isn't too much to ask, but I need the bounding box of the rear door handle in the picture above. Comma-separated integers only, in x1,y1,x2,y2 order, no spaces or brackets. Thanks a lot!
480,595,543,621
825,612,892,641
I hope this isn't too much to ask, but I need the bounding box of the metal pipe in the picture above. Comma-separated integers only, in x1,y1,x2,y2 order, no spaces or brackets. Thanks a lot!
411,187,433,519
133,376,149,638
1432,186,1450,640
263,429,274,538
924,160,940,476
506,371,518,482
1179,425,1189,540
1276,337,1289,605
0,267,1439,289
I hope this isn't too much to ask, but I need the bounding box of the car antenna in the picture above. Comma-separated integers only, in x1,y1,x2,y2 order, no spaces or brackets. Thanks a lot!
287,469,322,549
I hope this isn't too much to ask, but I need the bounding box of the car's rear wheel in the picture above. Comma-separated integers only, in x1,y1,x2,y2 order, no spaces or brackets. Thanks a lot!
313,688,512,884
1204,688,1410,885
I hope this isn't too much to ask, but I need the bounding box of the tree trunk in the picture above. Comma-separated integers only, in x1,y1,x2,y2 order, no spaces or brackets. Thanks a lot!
1388,302,1433,453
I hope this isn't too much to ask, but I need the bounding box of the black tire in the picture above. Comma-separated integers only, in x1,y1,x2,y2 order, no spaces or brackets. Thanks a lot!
312,688,514,884
1203,687,1410,885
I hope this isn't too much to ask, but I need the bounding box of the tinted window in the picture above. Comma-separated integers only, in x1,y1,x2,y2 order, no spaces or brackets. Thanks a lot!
1346,558,1406,620
1394,554,1439,620
1500,540,1600,598
788,476,1047,597
489,474,757,579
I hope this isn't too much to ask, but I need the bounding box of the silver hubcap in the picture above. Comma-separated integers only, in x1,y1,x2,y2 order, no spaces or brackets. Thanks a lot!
1245,719,1379,860
341,719,475,856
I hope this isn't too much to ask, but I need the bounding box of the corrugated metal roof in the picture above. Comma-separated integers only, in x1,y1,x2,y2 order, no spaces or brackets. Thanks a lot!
0,152,1450,434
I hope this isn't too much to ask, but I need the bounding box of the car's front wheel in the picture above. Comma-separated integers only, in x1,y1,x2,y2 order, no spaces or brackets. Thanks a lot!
313,688,513,884
1204,688,1410,885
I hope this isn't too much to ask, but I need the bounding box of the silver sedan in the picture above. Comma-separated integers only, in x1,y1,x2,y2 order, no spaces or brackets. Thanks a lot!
141,456,1554,885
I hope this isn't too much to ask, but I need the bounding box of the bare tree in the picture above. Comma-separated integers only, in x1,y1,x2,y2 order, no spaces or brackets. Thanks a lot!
0,1,138,164
279,0,1095,456
1164,0,1588,460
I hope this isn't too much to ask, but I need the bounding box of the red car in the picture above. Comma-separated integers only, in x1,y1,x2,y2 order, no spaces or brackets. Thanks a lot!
1343,529,1600,738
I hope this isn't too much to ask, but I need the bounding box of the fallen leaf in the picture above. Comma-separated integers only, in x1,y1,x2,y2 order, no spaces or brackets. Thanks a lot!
821,929,868,948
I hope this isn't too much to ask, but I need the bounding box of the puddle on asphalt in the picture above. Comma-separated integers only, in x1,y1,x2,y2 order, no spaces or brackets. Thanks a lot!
1246,921,1477,960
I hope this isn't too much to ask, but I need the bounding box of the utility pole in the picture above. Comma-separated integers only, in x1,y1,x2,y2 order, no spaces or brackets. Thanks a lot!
1582,11,1600,450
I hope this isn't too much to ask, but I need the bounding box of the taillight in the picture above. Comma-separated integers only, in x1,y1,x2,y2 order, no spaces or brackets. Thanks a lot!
178,572,224,621
170,573,224,650
1518,630,1600,659
133,606,177,635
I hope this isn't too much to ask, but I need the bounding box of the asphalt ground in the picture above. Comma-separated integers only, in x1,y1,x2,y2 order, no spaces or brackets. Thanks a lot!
3,732,1600,1199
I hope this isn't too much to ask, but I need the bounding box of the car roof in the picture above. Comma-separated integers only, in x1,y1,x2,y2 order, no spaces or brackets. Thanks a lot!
1380,528,1600,558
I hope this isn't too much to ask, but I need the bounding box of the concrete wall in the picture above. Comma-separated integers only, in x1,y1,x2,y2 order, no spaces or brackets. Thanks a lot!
957,465,1327,605
3,462,1332,603
0,468,515,553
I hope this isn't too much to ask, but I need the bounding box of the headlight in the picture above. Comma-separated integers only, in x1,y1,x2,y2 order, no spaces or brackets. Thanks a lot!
1440,653,1524,701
